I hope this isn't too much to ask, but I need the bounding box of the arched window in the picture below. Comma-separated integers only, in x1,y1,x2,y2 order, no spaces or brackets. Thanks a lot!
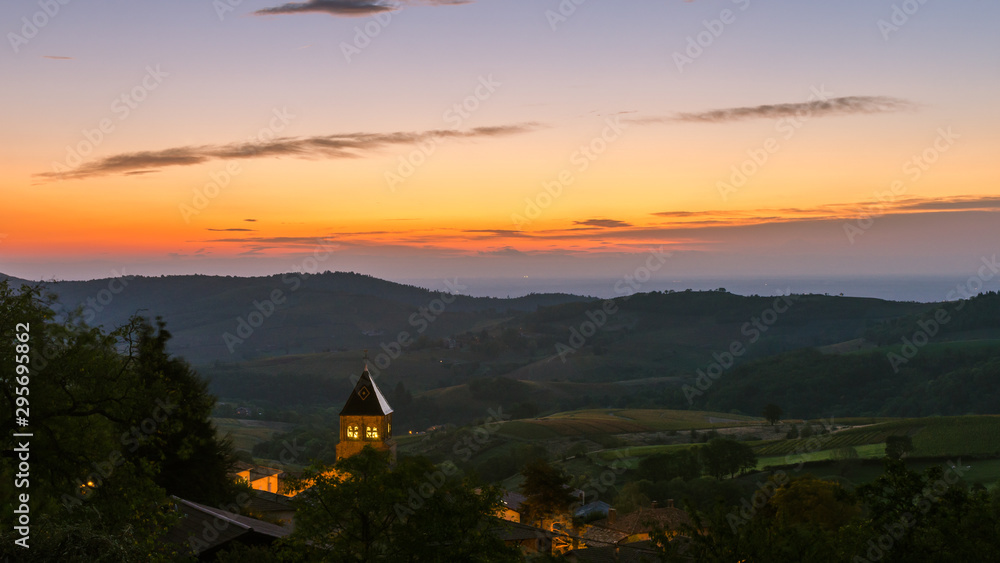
366,426,379,440
347,425,359,439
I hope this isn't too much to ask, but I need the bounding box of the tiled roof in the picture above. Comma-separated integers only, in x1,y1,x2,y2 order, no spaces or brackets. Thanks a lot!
591,507,692,536
502,490,527,512
163,496,291,556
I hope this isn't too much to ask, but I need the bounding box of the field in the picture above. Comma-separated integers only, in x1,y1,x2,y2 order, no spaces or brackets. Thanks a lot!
756,443,887,469
499,408,765,438
753,416,1000,458
213,417,295,453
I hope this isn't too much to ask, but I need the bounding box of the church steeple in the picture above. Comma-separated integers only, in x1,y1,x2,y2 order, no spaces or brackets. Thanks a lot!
335,356,394,460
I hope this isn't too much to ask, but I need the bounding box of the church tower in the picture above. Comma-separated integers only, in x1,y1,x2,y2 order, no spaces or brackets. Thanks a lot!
336,358,394,460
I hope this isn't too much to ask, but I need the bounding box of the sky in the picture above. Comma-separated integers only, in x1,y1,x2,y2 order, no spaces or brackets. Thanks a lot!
2,0,999,297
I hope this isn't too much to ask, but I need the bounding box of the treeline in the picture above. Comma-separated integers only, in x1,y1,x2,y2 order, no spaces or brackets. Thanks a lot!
698,341,1000,418
864,291,1000,344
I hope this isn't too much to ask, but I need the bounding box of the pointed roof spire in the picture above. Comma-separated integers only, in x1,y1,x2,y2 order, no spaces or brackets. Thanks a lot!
340,352,393,416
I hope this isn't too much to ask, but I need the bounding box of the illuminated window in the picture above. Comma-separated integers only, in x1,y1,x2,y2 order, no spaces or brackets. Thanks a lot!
387,422,391,438
366,426,379,440
347,425,359,440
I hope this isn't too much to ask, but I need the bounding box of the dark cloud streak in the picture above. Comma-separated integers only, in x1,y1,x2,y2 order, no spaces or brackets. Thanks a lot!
630,96,915,125
37,123,540,181
254,0,471,17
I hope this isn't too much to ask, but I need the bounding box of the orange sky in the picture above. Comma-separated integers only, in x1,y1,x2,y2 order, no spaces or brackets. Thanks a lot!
2,1,998,288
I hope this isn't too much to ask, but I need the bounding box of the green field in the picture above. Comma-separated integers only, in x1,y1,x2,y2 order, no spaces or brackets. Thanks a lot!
757,443,887,469
213,417,295,453
752,416,1000,458
501,408,764,438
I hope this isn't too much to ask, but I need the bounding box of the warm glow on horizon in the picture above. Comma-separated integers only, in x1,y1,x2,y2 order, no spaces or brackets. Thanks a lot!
2,1,998,285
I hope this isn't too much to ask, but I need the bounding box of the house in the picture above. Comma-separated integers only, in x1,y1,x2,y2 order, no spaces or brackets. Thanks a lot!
164,496,291,560
490,518,555,556
583,502,692,547
575,500,612,520
231,461,289,495
499,490,527,523
246,490,296,526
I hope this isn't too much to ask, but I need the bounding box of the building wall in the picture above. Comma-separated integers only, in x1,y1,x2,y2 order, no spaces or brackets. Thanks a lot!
336,414,393,459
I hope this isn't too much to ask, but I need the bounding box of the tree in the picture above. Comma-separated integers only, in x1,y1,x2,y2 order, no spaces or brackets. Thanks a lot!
700,439,757,480
615,480,652,513
638,449,702,482
129,319,241,506
885,435,913,460
763,404,783,427
519,458,578,526
0,281,238,561
287,446,519,562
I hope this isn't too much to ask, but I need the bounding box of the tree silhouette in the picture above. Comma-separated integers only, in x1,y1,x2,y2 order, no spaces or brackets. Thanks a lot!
763,403,783,426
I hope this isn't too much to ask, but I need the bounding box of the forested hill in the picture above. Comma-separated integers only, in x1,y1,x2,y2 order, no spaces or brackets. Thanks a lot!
0,271,589,363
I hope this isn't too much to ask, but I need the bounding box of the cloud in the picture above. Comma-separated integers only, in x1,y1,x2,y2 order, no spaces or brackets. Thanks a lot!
244,219,258,222
36,123,540,181
477,246,526,256
630,96,916,125
207,228,257,232
894,196,1000,212
254,0,470,17
573,219,632,229
42,55,73,60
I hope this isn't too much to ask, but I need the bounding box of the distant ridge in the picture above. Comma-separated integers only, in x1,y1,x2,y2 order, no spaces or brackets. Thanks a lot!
1,271,592,363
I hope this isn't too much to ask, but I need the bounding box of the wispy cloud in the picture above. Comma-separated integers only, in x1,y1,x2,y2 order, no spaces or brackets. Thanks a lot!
254,0,470,17
573,219,632,229
207,228,257,232
36,123,540,181
42,55,73,60
186,195,1000,259
629,96,916,125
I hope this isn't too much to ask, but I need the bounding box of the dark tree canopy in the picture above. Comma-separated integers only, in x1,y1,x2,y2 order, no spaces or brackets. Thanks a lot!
519,458,578,525
287,446,519,562
763,403,783,426
0,281,239,561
